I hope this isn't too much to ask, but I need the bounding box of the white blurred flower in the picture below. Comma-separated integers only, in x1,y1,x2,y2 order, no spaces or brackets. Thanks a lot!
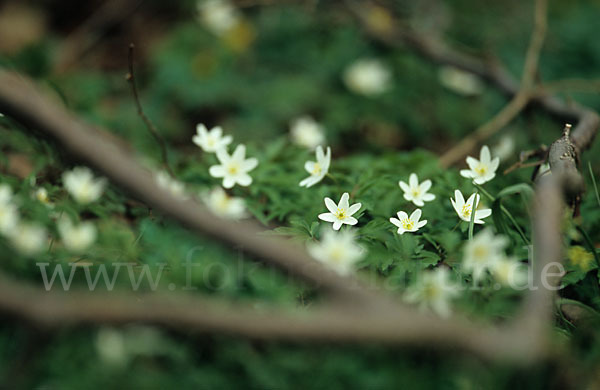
318,192,361,231
460,145,499,185
343,58,391,96
290,116,326,149
398,173,435,207
404,267,461,318
0,202,19,236
451,190,491,224
491,258,528,287
390,209,427,235
491,135,515,162
96,328,127,366
9,222,47,255
0,184,14,204
63,167,107,204
307,229,365,276
34,188,54,208
438,65,484,96
192,124,233,153
156,171,188,200
197,0,240,35
462,228,507,282
209,144,258,188
58,218,97,253
299,146,331,188
203,187,247,220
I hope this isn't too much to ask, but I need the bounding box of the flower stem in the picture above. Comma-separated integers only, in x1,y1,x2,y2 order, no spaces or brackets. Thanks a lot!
468,188,478,240
475,183,529,245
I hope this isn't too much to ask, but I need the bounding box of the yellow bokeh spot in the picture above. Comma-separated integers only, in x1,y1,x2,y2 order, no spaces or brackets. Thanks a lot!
568,246,595,271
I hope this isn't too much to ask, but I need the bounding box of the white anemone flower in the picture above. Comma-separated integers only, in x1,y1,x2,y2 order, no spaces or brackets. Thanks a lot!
343,58,391,96
290,116,326,149
156,171,188,200
318,192,362,231
9,222,47,255
192,124,233,153
299,146,331,188
460,145,500,185
63,167,107,204
307,229,365,276
462,228,507,282
202,187,247,220
58,218,97,253
390,209,427,235
404,267,461,318
209,144,258,188
398,173,435,207
451,190,491,224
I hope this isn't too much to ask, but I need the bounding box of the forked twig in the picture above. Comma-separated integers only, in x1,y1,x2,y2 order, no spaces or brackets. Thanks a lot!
126,43,174,176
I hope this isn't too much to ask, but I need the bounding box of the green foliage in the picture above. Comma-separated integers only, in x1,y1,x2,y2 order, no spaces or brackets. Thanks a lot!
1,0,600,388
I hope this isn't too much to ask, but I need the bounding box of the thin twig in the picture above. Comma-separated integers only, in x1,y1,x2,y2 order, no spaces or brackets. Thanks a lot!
126,43,175,176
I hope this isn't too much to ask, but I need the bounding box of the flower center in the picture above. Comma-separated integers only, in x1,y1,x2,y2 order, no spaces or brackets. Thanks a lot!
207,137,216,147
423,284,440,300
329,246,345,263
474,164,487,176
472,246,488,261
411,189,420,198
335,208,347,220
401,218,414,230
227,163,240,175
311,163,322,175
461,204,472,219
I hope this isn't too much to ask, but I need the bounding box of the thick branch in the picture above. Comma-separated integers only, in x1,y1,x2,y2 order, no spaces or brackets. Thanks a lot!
0,69,379,307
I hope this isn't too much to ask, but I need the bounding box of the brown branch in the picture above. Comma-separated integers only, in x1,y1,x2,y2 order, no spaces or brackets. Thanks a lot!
0,272,544,362
0,69,377,306
0,68,564,363
126,43,175,177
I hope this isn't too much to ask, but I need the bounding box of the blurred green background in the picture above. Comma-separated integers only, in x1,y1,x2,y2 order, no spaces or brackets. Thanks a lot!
1,0,600,388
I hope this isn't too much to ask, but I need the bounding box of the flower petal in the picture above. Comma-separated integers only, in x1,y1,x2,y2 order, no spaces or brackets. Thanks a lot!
237,174,252,186
222,177,235,189
390,217,401,228
409,173,418,188
460,169,474,179
319,213,337,222
216,148,230,163
399,181,410,193
232,144,246,161
243,158,258,171
419,179,432,193
410,208,422,222
304,161,316,173
466,156,479,170
209,165,225,178
347,203,362,216
480,145,491,163
333,220,343,230
339,192,350,210
324,197,337,213
345,216,358,226
397,211,408,220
